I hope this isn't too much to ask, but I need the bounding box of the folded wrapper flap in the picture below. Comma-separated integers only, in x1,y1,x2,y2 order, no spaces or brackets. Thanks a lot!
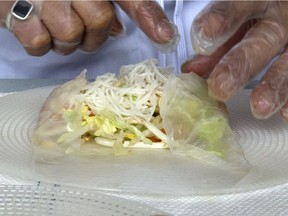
160,72,250,171
32,71,88,162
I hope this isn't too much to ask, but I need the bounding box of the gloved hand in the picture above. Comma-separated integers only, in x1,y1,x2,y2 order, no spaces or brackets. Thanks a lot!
182,1,288,121
0,0,178,56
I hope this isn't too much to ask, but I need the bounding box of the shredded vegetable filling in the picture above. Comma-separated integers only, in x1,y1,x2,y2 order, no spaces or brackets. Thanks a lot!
59,59,170,152
34,58,246,166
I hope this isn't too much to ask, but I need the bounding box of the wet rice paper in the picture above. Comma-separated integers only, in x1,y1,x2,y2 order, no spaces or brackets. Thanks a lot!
161,72,248,170
32,59,249,172
32,72,88,160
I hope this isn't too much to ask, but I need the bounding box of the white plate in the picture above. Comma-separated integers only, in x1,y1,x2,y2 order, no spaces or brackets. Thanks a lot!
0,87,288,196
0,183,168,216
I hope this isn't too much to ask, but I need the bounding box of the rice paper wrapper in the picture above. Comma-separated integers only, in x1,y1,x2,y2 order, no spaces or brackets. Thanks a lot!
160,72,250,172
32,71,89,162
32,70,250,170
31,67,252,190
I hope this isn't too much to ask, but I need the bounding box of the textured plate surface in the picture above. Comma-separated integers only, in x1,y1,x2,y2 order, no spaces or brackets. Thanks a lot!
0,87,288,196
0,183,168,216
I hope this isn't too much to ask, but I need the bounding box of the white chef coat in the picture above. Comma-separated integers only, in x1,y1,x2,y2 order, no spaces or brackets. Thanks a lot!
0,1,209,79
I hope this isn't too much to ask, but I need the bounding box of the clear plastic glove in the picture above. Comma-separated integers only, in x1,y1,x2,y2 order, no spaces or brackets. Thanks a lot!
0,0,178,56
182,1,288,121
116,1,179,53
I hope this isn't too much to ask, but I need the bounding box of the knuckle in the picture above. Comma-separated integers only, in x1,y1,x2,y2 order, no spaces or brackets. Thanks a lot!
59,24,84,43
85,7,114,32
28,34,51,52
80,38,107,53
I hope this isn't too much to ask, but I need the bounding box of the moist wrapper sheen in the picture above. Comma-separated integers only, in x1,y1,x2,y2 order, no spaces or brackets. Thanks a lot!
32,59,249,172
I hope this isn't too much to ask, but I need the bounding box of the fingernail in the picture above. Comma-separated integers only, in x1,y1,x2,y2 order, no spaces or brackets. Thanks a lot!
181,55,213,77
192,12,226,55
201,13,225,39
181,55,196,73
250,82,277,119
78,48,99,55
281,107,288,121
110,26,126,38
207,78,232,101
110,17,125,38
251,97,275,119
207,65,237,101
52,39,81,55
53,39,81,48
158,20,178,43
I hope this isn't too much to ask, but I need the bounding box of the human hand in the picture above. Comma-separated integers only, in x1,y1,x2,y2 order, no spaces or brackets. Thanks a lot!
0,0,124,56
182,1,288,120
0,0,178,56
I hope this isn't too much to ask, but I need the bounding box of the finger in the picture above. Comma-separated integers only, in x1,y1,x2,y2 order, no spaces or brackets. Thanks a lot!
191,1,268,55
9,1,51,56
116,0,179,52
12,16,51,56
250,50,288,119
182,21,254,77
0,1,15,27
72,1,116,53
181,54,218,78
41,1,84,55
207,19,288,102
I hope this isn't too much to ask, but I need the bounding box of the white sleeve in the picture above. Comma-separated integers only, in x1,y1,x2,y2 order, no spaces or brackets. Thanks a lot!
157,0,209,72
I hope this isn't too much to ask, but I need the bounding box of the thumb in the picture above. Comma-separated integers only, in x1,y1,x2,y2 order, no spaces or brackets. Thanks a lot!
191,1,268,55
